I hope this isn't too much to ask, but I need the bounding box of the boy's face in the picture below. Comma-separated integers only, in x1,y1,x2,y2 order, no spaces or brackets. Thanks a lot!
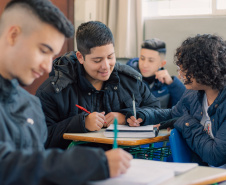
78,43,116,84
138,48,165,77
3,22,65,86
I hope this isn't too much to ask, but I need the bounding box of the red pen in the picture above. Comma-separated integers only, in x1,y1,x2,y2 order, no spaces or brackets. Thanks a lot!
76,104,91,114
75,104,107,124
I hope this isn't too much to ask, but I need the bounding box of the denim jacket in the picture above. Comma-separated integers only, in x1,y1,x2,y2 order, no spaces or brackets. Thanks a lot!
0,75,109,185
149,88,226,167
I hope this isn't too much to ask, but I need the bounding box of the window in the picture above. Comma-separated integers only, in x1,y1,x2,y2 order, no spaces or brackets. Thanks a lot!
217,0,226,10
143,0,226,18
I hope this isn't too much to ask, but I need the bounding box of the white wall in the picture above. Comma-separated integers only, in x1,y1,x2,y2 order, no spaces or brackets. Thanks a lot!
144,16,226,76
74,0,97,50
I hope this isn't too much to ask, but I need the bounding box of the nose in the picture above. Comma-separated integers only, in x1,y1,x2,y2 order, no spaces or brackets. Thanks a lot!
178,72,182,79
101,59,110,69
40,56,53,74
178,71,185,82
141,60,148,67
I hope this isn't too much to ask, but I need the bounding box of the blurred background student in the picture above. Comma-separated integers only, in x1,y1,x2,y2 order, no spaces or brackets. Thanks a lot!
127,38,185,108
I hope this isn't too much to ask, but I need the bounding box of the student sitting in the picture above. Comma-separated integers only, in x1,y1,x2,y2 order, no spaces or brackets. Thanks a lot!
128,34,226,167
127,38,185,108
36,21,161,150
0,0,132,184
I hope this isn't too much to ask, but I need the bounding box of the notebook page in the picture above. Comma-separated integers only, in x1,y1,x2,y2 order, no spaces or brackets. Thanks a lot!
89,159,175,185
89,159,198,185
144,160,198,176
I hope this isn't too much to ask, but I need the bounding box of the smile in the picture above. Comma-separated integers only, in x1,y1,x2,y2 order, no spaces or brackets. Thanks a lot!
32,70,42,79
141,69,148,73
99,71,109,77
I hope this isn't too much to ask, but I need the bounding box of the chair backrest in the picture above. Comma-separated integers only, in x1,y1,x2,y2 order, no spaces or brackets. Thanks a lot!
169,128,192,163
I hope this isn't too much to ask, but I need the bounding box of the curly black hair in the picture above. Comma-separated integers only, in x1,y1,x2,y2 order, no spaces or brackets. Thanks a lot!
175,34,226,90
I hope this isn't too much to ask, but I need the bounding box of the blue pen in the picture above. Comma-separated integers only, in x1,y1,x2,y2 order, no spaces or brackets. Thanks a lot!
113,117,118,149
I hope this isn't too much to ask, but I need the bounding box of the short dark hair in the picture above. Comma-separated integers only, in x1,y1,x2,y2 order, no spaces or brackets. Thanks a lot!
141,38,166,54
76,21,114,57
5,0,74,38
175,34,226,90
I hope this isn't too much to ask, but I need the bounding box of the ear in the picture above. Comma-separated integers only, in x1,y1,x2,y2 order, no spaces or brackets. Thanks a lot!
76,51,85,64
7,26,21,46
161,60,167,67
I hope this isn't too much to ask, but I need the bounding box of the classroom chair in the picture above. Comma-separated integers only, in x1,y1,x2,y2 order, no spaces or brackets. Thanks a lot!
169,128,192,163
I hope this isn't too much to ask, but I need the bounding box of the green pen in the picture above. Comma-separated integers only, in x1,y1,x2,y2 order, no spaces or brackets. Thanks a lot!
113,117,118,149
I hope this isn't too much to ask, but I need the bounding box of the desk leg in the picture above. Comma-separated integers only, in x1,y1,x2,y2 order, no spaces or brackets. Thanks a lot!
160,141,168,161
67,141,88,149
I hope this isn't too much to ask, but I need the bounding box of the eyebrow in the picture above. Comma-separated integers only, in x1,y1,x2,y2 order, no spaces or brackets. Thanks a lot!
140,55,155,60
91,52,115,60
40,43,53,53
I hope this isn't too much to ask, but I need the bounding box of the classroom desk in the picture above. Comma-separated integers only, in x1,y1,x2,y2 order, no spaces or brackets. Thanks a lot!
64,129,171,160
87,166,226,185
63,128,170,146
158,166,226,185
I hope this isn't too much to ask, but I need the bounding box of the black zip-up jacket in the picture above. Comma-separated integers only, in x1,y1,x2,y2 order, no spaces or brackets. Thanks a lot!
0,75,109,185
36,51,161,149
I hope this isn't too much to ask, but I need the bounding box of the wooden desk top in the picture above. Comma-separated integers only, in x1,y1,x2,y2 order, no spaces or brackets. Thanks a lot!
63,129,170,146
160,166,226,185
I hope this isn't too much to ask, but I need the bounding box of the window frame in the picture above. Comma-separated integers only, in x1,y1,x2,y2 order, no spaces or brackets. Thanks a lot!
142,0,226,19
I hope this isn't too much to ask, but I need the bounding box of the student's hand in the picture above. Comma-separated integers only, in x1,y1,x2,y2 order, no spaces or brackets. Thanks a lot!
153,124,171,132
153,124,160,129
104,112,126,127
155,69,173,85
126,111,145,127
127,116,143,127
105,148,133,178
154,118,178,132
85,112,105,131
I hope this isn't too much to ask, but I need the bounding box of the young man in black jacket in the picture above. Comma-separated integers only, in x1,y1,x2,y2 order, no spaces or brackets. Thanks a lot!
36,21,162,150
0,0,132,184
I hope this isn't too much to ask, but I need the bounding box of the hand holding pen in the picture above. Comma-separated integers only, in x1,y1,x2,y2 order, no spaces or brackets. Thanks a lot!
76,104,105,131
126,94,145,127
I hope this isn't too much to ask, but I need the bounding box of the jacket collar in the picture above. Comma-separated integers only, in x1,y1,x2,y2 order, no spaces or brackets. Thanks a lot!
51,51,120,93
208,86,226,115
0,75,18,101
196,87,226,116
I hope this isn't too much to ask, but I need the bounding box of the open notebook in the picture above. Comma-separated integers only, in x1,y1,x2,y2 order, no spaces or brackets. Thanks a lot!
104,124,158,138
89,159,198,185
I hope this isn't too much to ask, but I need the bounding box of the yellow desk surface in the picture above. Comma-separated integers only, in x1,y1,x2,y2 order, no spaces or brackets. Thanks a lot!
159,166,226,185
63,129,170,146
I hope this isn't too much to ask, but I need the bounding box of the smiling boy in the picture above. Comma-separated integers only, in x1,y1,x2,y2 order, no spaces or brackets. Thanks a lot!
36,21,161,149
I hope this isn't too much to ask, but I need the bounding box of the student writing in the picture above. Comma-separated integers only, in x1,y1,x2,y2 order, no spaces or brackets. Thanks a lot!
36,21,161,150
0,0,132,184
129,34,226,167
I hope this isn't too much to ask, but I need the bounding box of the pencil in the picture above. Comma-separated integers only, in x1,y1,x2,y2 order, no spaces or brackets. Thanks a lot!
113,117,118,149
132,94,136,119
